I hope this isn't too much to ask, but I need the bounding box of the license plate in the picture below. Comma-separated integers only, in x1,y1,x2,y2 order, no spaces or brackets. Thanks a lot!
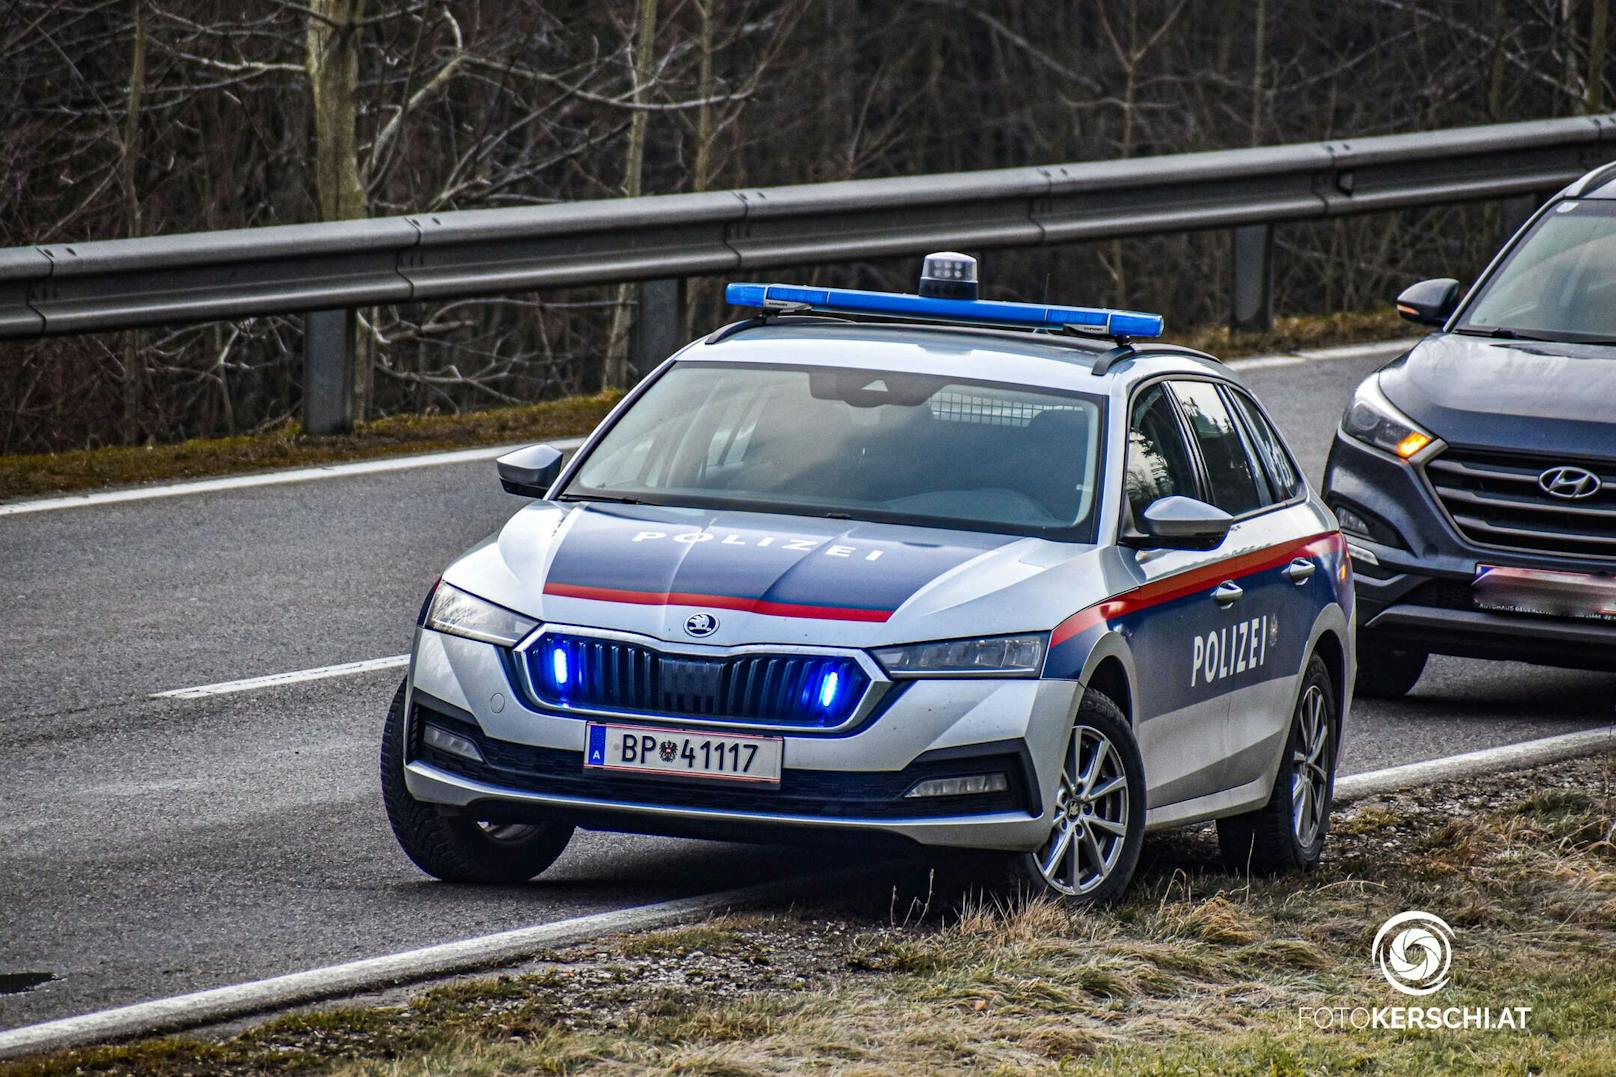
584,723,783,784
1473,564,1616,622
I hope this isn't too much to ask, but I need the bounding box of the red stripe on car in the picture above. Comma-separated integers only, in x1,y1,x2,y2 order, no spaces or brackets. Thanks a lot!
542,582,894,622
1051,531,1343,646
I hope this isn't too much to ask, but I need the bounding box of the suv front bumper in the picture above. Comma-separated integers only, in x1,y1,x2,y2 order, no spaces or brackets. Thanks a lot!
1325,431,1616,668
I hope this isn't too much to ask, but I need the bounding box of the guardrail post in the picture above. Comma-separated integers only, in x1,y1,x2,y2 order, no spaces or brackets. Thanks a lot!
1230,224,1275,333
632,278,686,383
303,308,355,435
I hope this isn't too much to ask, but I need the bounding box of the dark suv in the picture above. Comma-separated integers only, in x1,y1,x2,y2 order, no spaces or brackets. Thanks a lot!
1324,160,1616,697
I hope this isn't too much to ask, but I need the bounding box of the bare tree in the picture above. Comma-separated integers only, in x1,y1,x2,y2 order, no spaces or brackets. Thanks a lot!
603,0,662,390
0,0,1606,454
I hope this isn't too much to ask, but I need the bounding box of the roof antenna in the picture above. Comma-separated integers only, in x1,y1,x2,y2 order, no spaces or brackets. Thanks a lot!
1041,270,1051,306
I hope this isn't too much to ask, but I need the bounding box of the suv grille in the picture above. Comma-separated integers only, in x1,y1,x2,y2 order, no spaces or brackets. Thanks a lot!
522,634,871,729
1426,448,1616,558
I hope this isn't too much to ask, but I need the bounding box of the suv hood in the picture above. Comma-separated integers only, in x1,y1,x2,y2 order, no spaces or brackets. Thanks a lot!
446,502,1109,647
1381,332,1616,456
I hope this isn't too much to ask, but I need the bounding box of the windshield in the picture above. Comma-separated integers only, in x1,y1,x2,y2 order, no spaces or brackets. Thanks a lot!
563,362,1105,540
1460,199,1616,342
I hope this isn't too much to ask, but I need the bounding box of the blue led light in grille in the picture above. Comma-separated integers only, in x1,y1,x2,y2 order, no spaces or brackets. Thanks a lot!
522,635,869,728
818,669,840,710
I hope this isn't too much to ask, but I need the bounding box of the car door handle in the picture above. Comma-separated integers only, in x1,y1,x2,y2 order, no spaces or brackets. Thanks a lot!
1212,581,1244,607
1284,558,1317,584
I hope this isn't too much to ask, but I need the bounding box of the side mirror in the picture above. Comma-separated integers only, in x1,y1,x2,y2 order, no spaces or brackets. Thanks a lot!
1131,496,1234,550
496,444,564,498
1394,278,1460,327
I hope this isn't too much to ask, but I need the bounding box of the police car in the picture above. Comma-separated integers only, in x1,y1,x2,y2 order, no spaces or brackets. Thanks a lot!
382,254,1354,903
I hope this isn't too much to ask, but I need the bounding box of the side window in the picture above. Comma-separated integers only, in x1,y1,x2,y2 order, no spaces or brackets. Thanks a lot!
1169,381,1263,515
1227,388,1304,501
1125,384,1199,520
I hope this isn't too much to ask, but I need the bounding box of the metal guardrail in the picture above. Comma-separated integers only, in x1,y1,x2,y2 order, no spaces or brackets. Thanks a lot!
2,115,1613,432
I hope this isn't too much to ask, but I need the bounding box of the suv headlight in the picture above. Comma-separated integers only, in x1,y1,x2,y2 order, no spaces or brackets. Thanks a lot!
1341,375,1435,459
423,582,539,646
873,633,1047,677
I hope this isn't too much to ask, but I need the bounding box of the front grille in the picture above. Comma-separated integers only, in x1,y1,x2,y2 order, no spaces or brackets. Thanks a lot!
522,634,871,729
1425,447,1616,559
410,706,1029,819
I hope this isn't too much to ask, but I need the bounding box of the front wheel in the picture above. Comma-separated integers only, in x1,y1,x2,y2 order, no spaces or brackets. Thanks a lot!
1217,654,1337,875
1009,687,1146,905
381,681,575,883
1354,639,1426,699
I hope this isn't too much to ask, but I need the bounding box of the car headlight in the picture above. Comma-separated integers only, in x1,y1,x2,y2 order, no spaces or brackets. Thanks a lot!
1341,375,1435,459
423,582,539,646
873,633,1047,677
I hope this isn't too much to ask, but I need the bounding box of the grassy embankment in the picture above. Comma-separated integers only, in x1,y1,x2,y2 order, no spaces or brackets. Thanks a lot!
6,751,1613,1076
0,309,1410,502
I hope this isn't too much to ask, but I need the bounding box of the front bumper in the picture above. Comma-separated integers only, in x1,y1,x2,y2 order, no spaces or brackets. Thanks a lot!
1325,432,1616,667
402,628,1078,851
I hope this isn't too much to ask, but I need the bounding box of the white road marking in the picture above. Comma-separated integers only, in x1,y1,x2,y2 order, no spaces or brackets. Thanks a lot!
152,655,409,699
1225,337,1420,371
0,877,812,1061
1335,725,1615,802
0,727,1609,1057
0,437,585,518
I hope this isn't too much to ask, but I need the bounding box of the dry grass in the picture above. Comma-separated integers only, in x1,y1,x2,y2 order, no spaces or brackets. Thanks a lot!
1173,306,1411,360
0,307,1414,502
9,757,1610,1077
0,390,622,501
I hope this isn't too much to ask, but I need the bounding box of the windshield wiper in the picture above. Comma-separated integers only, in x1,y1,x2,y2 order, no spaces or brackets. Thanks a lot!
1454,326,1561,343
559,493,645,505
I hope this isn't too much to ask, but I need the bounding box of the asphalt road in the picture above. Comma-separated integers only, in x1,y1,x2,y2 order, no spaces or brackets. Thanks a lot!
3,340,1613,1030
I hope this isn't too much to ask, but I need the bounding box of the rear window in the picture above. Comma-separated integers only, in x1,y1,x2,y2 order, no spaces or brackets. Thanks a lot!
1227,388,1304,502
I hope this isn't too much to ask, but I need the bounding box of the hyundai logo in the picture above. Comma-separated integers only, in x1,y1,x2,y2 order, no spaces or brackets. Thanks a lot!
684,612,719,637
1538,465,1602,500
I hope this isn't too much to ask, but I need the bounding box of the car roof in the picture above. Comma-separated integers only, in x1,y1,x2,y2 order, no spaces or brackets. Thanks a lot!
680,319,1232,394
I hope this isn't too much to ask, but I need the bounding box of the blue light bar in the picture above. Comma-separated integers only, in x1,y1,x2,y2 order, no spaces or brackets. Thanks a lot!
724,282,1163,339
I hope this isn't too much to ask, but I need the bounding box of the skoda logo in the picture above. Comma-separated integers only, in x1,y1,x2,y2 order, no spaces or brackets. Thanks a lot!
684,612,719,637
1538,465,1601,500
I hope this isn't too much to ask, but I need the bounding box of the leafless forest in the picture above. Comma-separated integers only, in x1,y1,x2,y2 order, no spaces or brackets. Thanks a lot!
1,0,1610,453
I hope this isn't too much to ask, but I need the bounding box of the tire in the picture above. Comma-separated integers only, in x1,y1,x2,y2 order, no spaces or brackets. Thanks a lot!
381,680,575,884
1217,654,1337,875
1354,639,1427,699
1008,686,1146,905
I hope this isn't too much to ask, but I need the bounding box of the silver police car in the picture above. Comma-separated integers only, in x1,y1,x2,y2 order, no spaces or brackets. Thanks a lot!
382,254,1354,903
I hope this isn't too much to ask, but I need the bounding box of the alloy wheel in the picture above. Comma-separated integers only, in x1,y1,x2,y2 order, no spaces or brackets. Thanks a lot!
1290,684,1331,848
1036,724,1130,895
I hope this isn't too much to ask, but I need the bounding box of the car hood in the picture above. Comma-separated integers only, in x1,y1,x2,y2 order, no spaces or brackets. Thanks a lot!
1381,332,1616,456
445,502,1115,647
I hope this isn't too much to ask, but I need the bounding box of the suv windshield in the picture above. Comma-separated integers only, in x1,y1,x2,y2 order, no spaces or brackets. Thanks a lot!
563,362,1105,540
1460,199,1616,342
